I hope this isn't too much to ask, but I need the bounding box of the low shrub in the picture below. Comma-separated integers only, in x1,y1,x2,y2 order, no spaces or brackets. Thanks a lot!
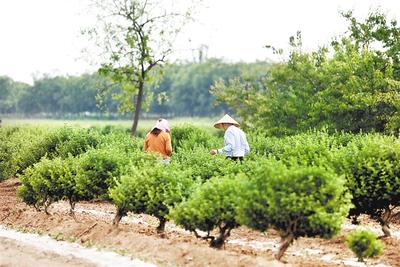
334,133,400,236
171,124,220,152
236,160,351,260
15,126,100,175
170,173,245,247
17,157,75,214
346,230,384,262
74,147,135,201
98,131,143,154
171,147,245,181
54,127,101,158
109,163,197,233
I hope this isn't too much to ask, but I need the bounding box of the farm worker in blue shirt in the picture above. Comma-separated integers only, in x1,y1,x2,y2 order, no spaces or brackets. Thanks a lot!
210,114,250,161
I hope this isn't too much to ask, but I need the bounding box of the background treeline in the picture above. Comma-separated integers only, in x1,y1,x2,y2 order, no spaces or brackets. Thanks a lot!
0,59,270,118
3,10,399,137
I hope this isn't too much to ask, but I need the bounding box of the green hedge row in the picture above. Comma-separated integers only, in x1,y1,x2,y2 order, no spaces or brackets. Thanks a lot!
2,124,400,260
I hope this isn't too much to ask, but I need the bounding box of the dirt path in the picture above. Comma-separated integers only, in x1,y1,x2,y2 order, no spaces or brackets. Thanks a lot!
0,225,156,267
1,178,399,267
0,236,95,267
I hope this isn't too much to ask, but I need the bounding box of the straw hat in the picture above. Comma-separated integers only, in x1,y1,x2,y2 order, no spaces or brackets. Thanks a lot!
213,114,240,129
152,118,170,132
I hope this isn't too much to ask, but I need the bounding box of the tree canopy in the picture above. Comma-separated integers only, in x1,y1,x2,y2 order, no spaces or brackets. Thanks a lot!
211,10,400,135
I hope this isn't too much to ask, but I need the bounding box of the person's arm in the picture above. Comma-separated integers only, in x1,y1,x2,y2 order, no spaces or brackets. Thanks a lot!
244,135,250,155
217,131,234,154
165,133,173,156
143,133,149,151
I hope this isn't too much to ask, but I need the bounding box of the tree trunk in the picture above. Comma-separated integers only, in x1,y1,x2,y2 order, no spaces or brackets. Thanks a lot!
210,226,232,249
44,199,51,215
382,224,391,237
156,217,166,233
113,208,124,227
69,198,77,221
131,81,144,136
275,233,294,261
380,208,392,237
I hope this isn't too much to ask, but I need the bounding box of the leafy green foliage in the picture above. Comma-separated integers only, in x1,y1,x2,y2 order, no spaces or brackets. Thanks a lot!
0,126,21,181
17,157,75,213
74,147,135,200
346,230,384,262
98,130,144,153
333,133,400,235
170,174,245,247
0,76,28,113
211,10,400,135
2,126,51,178
170,124,220,152
17,74,106,114
15,126,101,175
236,160,351,260
109,163,197,231
150,59,271,116
170,147,232,181
54,127,102,158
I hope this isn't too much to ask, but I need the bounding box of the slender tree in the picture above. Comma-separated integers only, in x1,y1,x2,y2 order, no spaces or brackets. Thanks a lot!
84,0,198,135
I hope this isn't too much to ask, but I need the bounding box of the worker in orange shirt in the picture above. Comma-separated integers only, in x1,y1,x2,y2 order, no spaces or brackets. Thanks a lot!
144,118,172,162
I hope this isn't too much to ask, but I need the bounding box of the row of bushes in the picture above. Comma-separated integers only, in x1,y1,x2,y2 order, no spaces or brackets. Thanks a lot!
1,124,400,260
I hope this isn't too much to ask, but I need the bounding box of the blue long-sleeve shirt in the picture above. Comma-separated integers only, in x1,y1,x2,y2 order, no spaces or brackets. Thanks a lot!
217,125,250,157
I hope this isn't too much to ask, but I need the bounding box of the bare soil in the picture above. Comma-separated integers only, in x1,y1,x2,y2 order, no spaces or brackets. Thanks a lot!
0,236,96,267
1,178,399,267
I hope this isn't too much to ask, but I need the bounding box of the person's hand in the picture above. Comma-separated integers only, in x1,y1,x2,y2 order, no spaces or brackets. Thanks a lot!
210,149,218,155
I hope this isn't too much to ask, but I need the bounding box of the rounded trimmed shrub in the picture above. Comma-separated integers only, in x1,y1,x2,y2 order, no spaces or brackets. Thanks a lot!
333,133,400,236
170,173,246,247
346,230,384,262
109,163,197,232
236,159,352,260
17,157,75,213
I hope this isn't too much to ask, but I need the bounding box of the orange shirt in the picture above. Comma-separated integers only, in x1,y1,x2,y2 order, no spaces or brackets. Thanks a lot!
144,131,172,158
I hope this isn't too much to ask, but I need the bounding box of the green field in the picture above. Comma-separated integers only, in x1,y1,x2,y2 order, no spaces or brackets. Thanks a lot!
2,117,217,132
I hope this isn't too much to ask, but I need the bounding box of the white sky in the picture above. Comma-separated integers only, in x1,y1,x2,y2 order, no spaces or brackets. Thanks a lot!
0,0,399,84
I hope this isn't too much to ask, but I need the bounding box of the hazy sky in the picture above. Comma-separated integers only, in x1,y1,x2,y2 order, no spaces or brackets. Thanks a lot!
1,0,399,84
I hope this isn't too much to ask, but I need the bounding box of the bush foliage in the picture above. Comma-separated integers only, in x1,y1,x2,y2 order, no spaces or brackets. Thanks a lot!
333,133,400,236
346,230,384,262
170,174,245,247
236,160,352,260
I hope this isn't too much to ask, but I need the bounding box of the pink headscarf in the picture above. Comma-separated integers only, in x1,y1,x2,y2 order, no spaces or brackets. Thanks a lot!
152,118,170,133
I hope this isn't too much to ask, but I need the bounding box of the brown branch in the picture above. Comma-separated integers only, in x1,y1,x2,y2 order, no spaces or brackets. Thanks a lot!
0,211,11,222
77,223,98,238
193,229,215,241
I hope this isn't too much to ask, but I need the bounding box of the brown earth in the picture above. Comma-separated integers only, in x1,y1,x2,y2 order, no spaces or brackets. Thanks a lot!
0,236,96,267
0,178,399,267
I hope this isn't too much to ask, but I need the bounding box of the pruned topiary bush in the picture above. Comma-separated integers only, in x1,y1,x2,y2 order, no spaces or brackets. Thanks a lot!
109,163,197,233
74,147,137,201
333,133,400,236
1,126,50,179
97,130,144,153
53,127,102,158
236,159,352,260
169,173,246,248
346,230,384,262
17,157,75,214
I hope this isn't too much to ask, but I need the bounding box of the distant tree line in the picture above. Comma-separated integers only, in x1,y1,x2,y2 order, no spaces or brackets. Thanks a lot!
0,59,270,118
